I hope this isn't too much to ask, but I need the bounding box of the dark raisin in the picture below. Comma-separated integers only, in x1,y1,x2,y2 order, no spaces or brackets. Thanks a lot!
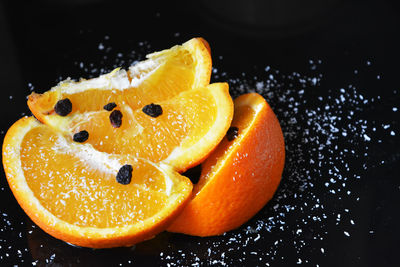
226,126,239,141
109,110,123,128
73,130,89,143
116,164,133,185
54,98,72,116
103,102,117,111
142,103,163,118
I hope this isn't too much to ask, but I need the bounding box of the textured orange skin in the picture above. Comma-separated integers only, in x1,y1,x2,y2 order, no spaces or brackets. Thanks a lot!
2,117,193,248
167,93,285,236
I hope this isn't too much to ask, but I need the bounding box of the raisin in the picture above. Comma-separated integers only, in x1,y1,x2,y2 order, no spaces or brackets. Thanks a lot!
54,98,72,116
73,130,89,143
226,127,239,141
103,102,117,111
109,110,123,128
116,164,133,185
142,103,163,118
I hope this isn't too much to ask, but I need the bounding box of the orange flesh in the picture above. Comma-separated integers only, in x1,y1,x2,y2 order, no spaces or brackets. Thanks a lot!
194,105,255,194
68,87,217,163
20,125,178,228
35,50,196,115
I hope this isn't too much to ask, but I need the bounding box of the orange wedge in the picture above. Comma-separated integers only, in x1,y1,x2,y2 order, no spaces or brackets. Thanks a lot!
168,93,285,236
28,82,233,172
28,37,211,125
2,117,193,248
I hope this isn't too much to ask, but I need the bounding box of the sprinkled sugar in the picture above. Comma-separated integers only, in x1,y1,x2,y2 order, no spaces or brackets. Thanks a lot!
157,56,398,265
0,36,398,266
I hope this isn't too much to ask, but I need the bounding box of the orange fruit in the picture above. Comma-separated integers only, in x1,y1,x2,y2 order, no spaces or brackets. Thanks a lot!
26,38,233,172
2,38,237,248
29,82,233,173
167,93,285,236
28,37,211,126
2,116,193,248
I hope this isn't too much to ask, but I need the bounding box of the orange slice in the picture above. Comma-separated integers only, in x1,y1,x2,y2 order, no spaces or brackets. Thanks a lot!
2,117,193,248
29,83,233,172
167,93,285,236
28,37,212,125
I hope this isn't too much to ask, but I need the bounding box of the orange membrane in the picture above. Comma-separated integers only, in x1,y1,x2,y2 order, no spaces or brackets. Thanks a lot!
66,87,217,163
20,125,176,228
194,104,255,194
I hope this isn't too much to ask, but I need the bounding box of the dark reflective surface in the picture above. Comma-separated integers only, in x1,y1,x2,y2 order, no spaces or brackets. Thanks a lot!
0,0,399,266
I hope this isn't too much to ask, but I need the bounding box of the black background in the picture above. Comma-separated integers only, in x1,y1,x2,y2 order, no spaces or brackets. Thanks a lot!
0,0,399,266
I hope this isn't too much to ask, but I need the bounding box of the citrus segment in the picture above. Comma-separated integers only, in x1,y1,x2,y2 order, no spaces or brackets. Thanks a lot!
28,38,212,124
167,93,285,236
31,83,233,172
3,117,193,248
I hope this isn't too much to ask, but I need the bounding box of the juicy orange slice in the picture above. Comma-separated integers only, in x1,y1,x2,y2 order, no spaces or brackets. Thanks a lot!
28,37,212,125
168,93,285,236
30,83,233,172
2,117,193,248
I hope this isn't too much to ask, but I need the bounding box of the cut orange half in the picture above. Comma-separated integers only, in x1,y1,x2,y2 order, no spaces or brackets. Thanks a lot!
168,93,285,236
2,117,193,248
